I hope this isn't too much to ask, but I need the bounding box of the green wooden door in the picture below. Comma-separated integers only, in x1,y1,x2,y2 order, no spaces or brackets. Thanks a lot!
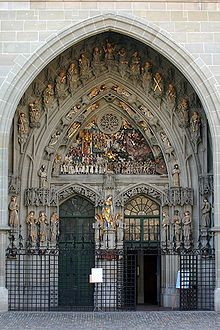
58,196,95,308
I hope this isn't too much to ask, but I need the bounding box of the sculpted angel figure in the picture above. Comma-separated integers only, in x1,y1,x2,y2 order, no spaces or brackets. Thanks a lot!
67,63,80,95
79,53,93,81
103,41,115,70
177,97,189,128
92,46,105,76
118,47,128,78
18,112,28,153
29,100,41,127
141,61,152,93
9,196,19,228
55,72,68,101
26,211,38,247
43,84,55,113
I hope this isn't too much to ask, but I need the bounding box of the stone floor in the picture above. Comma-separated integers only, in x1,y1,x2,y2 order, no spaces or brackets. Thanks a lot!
0,311,219,330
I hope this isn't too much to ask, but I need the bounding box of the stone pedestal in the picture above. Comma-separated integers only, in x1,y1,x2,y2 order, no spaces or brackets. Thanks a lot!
103,228,116,249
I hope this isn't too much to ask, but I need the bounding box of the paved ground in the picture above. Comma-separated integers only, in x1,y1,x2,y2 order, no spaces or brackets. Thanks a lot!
0,311,219,330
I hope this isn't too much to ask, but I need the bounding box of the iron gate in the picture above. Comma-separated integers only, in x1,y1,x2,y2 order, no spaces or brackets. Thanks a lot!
6,243,215,311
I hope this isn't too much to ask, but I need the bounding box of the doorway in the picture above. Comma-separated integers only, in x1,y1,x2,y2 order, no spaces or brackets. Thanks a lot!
58,195,95,309
137,254,159,306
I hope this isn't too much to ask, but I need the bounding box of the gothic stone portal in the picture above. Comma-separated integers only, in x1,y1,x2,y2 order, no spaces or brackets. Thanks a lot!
7,31,214,311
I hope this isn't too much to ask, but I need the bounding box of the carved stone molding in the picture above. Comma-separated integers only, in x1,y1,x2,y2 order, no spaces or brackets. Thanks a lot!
115,184,163,207
24,188,57,206
199,174,213,196
162,187,193,206
57,185,98,204
8,174,20,195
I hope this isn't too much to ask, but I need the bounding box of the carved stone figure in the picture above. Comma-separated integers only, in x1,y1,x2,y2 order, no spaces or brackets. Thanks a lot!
9,196,19,228
38,164,47,187
130,51,140,85
160,131,175,160
172,164,180,187
165,84,176,111
45,130,61,157
67,63,80,95
55,72,68,101
50,212,59,245
201,198,211,228
38,211,48,243
183,211,192,244
52,153,62,176
29,100,41,127
172,210,181,246
141,61,152,93
177,97,189,128
18,112,28,153
153,72,163,99
43,84,55,113
67,122,81,139
103,41,115,71
190,111,201,152
79,53,93,82
140,106,159,128
102,195,114,228
92,47,105,76
118,47,128,78
26,211,38,247
161,211,170,246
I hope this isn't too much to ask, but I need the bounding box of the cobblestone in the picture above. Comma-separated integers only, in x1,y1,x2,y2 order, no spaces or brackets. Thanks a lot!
0,311,219,330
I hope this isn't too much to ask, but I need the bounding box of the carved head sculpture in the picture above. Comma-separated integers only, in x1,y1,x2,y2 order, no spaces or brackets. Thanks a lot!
47,84,52,90
81,53,86,59
182,97,188,106
34,100,39,105
59,72,66,78
174,164,179,169
174,210,179,215
132,51,138,58
145,61,151,69
169,84,174,91
162,211,168,217
184,211,191,216
155,72,161,80
20,112,25,118
70,63,75,69
94,47,99,52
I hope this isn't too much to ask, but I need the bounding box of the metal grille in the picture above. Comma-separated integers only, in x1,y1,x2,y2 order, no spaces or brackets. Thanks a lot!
180,250,215,310
6,245,215,311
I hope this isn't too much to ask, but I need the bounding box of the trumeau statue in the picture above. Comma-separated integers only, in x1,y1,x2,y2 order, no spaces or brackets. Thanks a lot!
201,198,211,228
67,63,80,95
18,112,28,153
9,196,19,229
38,211,48,244
26,211,38,247
43,84,55,113
172,210,182,247
50,212,59,246
38,164,47,187
172,164,180,187
141,61,152,93
29,100,41,128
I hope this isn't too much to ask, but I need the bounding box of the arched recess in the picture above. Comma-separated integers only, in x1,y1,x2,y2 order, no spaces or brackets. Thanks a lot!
1,13,219,227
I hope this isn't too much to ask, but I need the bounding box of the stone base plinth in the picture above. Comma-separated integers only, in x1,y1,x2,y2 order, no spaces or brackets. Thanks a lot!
0,287,8,312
